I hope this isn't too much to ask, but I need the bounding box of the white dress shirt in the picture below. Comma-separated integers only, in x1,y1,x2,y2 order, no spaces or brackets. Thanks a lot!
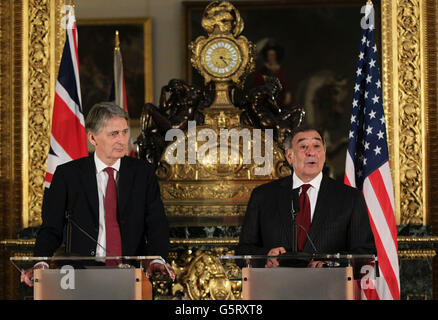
94,153,120,258
292,171,323,222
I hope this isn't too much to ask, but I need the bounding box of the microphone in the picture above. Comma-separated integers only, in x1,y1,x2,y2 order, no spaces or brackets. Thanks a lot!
290,186,300,253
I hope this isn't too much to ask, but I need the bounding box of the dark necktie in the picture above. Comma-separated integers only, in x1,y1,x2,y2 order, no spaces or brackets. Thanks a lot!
104,167,122,266
296,184,311,251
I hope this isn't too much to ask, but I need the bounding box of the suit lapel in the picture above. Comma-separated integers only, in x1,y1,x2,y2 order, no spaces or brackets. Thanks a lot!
80,156,99,227
307,175,332,251
278,176,293,248
117,156,135,217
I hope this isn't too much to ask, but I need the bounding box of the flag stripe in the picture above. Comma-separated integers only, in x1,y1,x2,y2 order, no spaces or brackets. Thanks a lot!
380,162,396,213
368,168,398,244
46,136,73,173
363,177,400,299
51,94,87,159
363,179,398,276
344,153,356,188
57,30,81,110
55,81,85,127
364,213,396,300
68,21,81,107
363,286,379,300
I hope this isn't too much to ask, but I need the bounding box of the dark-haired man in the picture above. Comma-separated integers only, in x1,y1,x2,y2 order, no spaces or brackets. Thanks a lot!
236,127,376,265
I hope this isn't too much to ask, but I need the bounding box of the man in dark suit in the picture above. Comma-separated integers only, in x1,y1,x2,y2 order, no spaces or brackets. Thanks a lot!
22,102,172,286
236,126,376,265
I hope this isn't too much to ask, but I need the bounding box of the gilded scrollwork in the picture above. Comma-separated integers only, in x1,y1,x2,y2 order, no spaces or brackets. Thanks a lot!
164,204,246,217
26,0,64,227
201,1,244,37
158,127,289,182
397,0,423,224
160,182,254,201
28,0,51,227
398,249,436,259
170,248,241,300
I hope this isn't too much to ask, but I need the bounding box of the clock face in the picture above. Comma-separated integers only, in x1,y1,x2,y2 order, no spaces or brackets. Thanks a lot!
201,38,242,78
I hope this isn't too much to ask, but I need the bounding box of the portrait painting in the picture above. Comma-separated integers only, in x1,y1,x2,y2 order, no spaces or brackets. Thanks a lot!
76,18,153,120
183,0,381,181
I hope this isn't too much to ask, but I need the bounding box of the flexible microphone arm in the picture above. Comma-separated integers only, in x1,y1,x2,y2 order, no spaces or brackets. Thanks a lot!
296,222,318,253
64,193,117,258
65,193,79,255
68,216,117,258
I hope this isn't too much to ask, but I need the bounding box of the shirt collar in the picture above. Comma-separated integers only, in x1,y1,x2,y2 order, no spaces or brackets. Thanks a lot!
94,153,121,174
292,171,323,191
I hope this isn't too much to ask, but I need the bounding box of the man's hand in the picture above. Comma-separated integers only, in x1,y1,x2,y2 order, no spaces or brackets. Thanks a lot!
265,247,286,268
20,263,48,287
307,259,328,268
146,261,176,281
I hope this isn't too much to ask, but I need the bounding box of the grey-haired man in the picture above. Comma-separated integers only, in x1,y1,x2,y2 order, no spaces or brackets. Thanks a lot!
22,102,173,286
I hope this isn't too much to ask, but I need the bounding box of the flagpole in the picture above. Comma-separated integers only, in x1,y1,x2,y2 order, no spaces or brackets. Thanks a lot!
115,30,120,51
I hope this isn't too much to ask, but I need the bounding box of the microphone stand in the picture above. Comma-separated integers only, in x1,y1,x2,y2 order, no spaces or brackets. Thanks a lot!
290,172,299,253
65,210,73,255
290,190,299,254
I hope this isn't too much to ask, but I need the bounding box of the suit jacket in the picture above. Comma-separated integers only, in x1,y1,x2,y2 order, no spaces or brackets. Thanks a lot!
34,155,169,258
236,174,376,255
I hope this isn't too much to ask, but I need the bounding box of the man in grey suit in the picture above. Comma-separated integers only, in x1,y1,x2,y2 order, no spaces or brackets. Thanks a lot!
236,126,376,265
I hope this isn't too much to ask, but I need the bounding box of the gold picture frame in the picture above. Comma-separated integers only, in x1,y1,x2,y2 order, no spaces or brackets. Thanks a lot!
76,18,153,119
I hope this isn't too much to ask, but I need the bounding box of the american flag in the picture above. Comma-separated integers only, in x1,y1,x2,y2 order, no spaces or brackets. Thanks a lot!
344,4,400,300
112,30,135,157
44,9,88,190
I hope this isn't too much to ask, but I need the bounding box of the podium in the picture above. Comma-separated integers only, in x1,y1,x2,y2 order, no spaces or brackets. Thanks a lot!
220,253,377,300
11,256,169,300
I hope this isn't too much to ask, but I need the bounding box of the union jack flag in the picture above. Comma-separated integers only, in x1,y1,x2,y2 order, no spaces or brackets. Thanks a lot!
344,4,400,300
44,9,88,190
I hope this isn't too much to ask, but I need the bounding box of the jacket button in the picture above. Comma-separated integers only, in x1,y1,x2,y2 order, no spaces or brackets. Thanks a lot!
90,251,95,256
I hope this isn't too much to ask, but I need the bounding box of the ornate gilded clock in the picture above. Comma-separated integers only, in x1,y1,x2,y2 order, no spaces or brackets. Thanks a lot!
200,37,242,78
190,1,255,107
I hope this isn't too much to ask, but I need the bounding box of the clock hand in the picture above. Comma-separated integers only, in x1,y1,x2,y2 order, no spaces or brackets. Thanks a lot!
219,56,230,67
